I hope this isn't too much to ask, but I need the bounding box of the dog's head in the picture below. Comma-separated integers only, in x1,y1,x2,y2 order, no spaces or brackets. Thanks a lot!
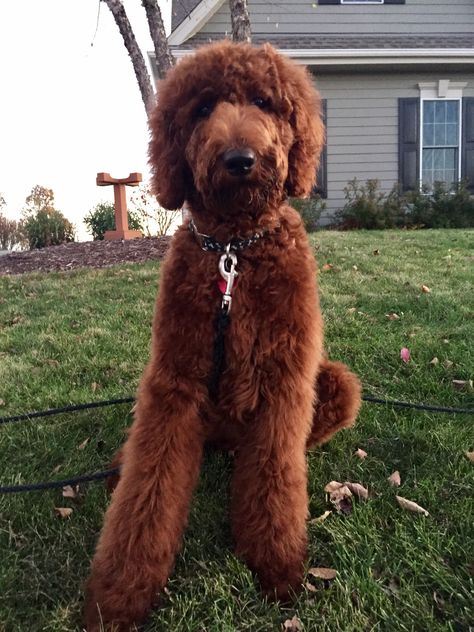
149,41,324,220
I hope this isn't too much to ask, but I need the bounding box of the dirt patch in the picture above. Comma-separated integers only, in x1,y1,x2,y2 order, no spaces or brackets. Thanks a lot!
0,237,171,276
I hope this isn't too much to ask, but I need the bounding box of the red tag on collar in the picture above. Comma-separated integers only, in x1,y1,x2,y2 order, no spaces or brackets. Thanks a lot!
218,277,239,294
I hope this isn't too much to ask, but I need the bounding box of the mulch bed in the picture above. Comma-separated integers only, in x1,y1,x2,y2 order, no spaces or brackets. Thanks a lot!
0,237,171,276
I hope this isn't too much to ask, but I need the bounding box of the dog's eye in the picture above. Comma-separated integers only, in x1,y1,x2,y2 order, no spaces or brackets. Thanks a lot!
252,97,270,110
195,103,214,118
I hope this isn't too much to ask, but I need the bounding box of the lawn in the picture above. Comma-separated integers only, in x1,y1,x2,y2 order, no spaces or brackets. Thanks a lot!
0,229,473,632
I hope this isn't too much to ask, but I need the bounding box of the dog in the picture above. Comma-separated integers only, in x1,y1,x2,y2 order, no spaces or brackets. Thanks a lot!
84,40,361,631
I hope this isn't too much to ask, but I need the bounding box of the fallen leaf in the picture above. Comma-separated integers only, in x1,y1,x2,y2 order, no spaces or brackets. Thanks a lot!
91,382,99,393
384,577,400,597
352,265,358,271
464,451,474,462
355,448,368,459
310,510,331,525
322,263,333,272
78,437,90,450
52,464,62,474
308,567,337,581
443,339,449,344
344,482,369,500
347,307,357,313
62,485,79,500
0,399,5,406
421,285,431,294
283,615,303,631
305,581,318,593
324,481,344,493
443,360,453,369
452,379,473,391
386,313,400,321
396,495,429,516
387,471,401,487
324,481,353,514
400,347,411,363
429,357,439,365
54,507,73,519
373,249,380,255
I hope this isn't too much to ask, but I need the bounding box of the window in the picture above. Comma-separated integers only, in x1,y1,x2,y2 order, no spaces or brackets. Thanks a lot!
421,100,461,187
318,0,405,5
399,95,474,193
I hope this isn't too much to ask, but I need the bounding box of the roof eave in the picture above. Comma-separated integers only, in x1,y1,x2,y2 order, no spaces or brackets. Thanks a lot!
171,47,474,66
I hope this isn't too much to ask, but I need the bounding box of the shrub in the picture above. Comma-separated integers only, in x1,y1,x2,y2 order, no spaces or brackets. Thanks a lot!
290,195,325,233
83,202,143,240
406,180,474,228
337,178,406,230
0,214,26,250
22,208,75,249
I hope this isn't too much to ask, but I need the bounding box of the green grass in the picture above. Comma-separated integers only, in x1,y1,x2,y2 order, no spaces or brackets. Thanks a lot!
0,229,473,632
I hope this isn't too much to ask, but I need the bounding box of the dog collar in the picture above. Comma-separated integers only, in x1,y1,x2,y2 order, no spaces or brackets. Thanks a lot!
188,219,268,253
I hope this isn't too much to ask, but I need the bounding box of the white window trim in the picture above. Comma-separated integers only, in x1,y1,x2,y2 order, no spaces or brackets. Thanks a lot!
419,97,462,186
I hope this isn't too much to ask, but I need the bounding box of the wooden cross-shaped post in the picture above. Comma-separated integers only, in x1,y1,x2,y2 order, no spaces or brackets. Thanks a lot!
96,172,143,240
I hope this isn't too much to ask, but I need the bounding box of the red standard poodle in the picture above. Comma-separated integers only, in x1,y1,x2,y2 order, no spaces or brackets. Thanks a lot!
84,41,361,630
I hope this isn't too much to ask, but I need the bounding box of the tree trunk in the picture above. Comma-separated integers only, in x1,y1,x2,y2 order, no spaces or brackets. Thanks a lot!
229,0,251,43
141,0,174,80
103,0,156,118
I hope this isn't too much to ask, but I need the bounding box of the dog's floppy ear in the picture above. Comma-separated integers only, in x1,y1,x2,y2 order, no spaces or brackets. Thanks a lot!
148,76,191,210
272,50,325,198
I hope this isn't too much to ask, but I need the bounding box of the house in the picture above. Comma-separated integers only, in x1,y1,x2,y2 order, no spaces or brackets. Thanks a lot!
154,0,474,223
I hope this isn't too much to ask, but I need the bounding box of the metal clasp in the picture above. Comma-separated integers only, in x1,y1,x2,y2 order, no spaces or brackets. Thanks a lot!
218,245,238,313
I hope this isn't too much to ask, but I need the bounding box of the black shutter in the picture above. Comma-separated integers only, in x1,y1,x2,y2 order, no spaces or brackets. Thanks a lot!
384,0,405,4
318,0,340,5
314,100,327,198
399,98,420,192
461,97,474,192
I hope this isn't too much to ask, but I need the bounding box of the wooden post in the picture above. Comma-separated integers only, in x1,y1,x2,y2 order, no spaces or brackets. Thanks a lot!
96,172,143,240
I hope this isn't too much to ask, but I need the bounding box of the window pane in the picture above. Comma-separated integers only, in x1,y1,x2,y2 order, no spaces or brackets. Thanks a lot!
422,148,458,186
424,101,435,124
423,122,434,146
434,102,445,124
446,122,458,145
446,100,458,123
434,121,446,146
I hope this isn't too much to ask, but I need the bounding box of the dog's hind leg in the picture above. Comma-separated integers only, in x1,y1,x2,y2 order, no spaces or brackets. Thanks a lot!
307,359,361,448
84,372,205,631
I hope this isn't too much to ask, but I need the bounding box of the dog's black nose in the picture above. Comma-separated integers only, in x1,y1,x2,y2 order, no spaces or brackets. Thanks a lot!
223,148,256,176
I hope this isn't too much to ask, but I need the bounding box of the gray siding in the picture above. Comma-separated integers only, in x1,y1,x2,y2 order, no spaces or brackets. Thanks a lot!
201,0,474,37
315,71,474,221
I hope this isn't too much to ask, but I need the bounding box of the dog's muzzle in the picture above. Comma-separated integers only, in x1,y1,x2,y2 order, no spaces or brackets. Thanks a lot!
222,148,256,177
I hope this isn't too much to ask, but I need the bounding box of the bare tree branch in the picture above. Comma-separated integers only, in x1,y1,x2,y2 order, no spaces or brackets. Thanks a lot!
102,0,156,117
141,0,174,80
229,0,251,43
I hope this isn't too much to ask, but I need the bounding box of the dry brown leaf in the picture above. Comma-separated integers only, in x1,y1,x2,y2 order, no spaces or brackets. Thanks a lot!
52,464,62,474
62,485,79,500
347,307,357,313
310,510,331,525
464,451,474,462
305,581,318,593
352,265,358,271
396,495,429,516
344,482,369,500
77,437,90,450
308,567,337,581
54,507,73,519
388,471,401,487
355,448,368,459
283,615,303,631
386,313,400,321
373,249,380,255
421,285,431,294
322,263,333,272
452,379,473,391
91,382,99,393
443,360,453,369
429,357,439,365
328,484,353,514
324,481,344,493
0,399,5,407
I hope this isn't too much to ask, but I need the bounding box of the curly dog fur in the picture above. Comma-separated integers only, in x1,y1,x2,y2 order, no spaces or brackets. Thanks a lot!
84,41,361,631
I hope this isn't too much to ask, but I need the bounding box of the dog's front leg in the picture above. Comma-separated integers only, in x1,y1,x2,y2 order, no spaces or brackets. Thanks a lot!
230,378,314,602
84,373,204,631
